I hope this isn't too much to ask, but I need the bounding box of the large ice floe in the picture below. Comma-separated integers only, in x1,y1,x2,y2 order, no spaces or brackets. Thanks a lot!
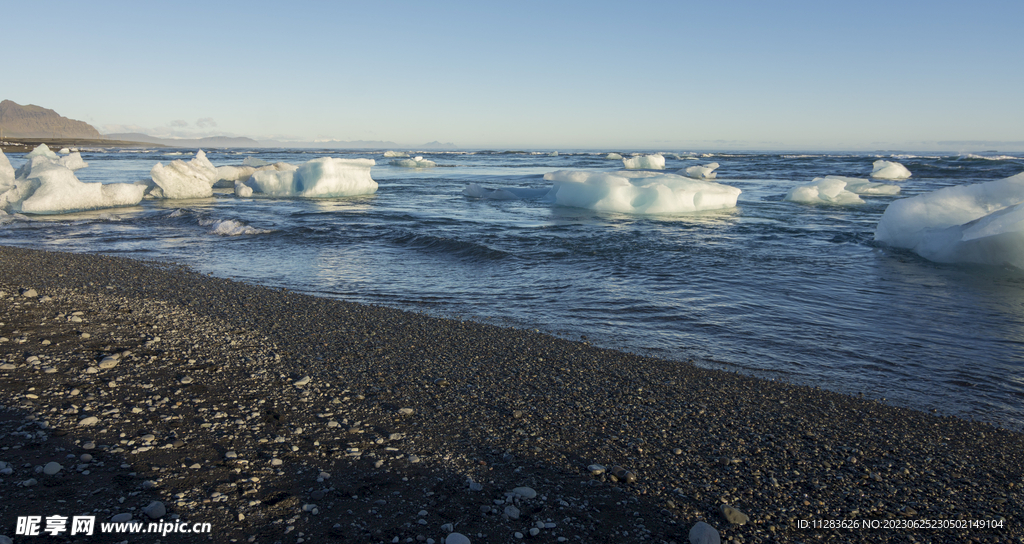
234,157,377,198
785,176,900,206
144,150,219,199
0,145,144,214
465,170,741,214
390,156,436,168
622,154,665,170
871,160,912,180
682,162,720,179
874,172,1024,268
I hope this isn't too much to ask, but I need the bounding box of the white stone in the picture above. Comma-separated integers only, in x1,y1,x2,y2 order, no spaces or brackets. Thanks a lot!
43,462,62,475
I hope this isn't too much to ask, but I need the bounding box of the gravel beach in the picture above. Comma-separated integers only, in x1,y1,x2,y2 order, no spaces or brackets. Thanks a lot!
0,245,1020,543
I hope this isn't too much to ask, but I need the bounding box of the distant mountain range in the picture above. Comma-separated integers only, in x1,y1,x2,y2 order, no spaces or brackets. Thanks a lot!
1,99,458,149
0,100,103,139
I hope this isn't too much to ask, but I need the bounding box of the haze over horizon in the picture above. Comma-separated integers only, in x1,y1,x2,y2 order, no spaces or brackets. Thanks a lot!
5,0,1022,151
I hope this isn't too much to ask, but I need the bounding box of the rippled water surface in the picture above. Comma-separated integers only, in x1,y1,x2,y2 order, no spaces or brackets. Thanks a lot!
3,148,1024,429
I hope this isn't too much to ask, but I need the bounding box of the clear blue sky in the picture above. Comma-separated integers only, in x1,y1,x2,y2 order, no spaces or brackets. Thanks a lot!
5,0,1022,150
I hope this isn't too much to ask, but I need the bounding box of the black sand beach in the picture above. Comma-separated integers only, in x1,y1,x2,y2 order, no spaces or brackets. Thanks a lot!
0,246,1020,543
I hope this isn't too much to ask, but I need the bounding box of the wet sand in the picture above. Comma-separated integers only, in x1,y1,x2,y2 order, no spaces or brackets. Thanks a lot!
0,246,1020,543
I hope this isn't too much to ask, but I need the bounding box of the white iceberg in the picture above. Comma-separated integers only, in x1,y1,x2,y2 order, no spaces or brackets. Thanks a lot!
390,156,436,168
477,170,740,214
57,152,88,171
58,147,71,154
145,150,218,199
0,149,14,187
874,172,1024,268
383,150,409,158
214,165,257,187
0,155,144,214
606,153,623,160
871,160,912,180
622,154,665,170
785,176,899,206
25,144,59,160
234,157,376,198
682,162,720,179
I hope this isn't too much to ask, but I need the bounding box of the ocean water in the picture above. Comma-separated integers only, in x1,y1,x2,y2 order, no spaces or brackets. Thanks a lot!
3,148,1023,429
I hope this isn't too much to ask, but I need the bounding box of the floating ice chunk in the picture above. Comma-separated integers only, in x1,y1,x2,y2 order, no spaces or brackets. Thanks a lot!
57,152,88,171
201,219,271,236
383,150,409,158
25,144,59,160
0,156,144,214
391,156,436,168
549,151,559,157
146,150,218,199
682,162,720,179
825,175,900,195
0,150,14,187
235,157,376,198
234,180,253,197
622,154,665,170
606,153,623,160
874,173,1024,267
871,160,912,180
541,170,740,213
785,177,864,206
242,156,269,167
214,165,257,187
58,147,70,154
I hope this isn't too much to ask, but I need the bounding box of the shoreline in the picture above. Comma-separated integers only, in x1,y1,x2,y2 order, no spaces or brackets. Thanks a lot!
0,246,1020,543
0,138,162,154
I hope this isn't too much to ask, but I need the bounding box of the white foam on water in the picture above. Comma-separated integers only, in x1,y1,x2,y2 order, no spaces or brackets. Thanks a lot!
871,160,912,180
234,157,377,198
622,154,665,170
874,172,1024,268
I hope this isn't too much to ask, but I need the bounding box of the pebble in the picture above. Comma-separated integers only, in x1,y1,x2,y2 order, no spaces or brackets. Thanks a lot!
78,416,99,427
688,521,721,544
0,535,12,544
529,528,540,536
80,454,93,462
98,356,119,369
21,288,38,298
398,408,415,416
293,376,311,387
225,451,238,459
0,363,15,370
80,333,91,339
587,464,606,475
445,534,471,544
82,441,96,450
271,458,283,466
610,465,637,483
719,504,749,525
43,462,62,475
512,486,537,499
142,501,166,519
111,513,132,523
179,376,194,384
504,505,520,520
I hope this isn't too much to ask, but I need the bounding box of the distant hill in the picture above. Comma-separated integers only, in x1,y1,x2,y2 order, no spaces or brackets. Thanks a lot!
0,100,103,139
103,133,262,148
